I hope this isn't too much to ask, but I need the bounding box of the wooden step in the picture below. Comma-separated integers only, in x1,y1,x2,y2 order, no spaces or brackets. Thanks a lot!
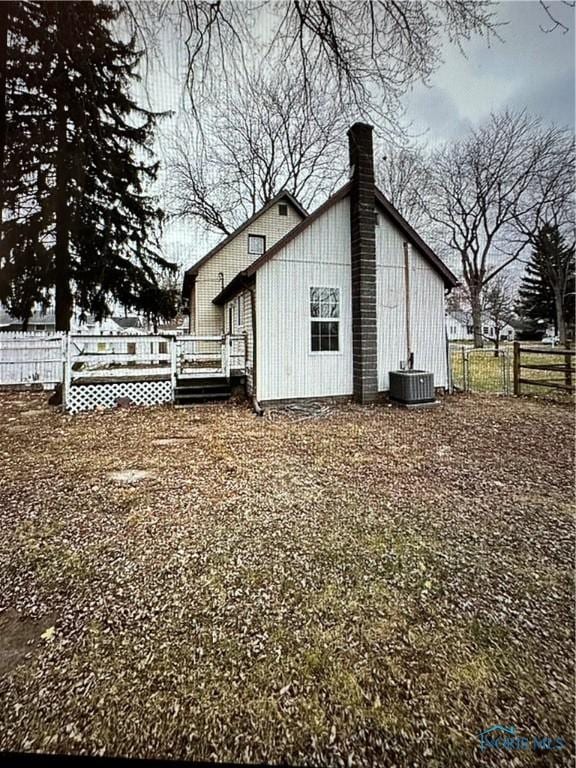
173,376,231,405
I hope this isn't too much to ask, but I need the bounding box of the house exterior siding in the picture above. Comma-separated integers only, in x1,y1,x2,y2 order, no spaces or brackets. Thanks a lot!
376,215,448,390
256,197,353,403
254,195,449,403
191,203,303,335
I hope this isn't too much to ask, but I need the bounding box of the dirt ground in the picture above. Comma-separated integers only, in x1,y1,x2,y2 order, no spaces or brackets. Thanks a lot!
0,391,574,766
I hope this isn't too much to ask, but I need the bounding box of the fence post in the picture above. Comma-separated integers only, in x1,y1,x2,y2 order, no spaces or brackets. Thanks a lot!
170,336,177,398
461,346,468,391
565,350,573,392
513,341,520,396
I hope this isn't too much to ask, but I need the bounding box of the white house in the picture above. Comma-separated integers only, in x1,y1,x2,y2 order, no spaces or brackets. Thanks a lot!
183,123,458,406
445,309,515,342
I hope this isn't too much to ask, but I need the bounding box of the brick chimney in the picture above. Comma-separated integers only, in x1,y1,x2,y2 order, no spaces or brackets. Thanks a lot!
348,122,378,403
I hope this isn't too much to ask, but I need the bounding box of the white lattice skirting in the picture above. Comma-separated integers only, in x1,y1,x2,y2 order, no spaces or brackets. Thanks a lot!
66,379,173,414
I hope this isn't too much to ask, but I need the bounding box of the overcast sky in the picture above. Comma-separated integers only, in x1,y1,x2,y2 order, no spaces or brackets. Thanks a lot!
404,0,575,146
150,0,575,268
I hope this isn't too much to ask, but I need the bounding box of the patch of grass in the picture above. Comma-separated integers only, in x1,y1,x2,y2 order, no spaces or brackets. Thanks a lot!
451,344,574,398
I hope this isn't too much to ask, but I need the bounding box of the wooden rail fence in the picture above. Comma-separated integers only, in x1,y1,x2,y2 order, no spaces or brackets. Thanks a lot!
513,342,574,396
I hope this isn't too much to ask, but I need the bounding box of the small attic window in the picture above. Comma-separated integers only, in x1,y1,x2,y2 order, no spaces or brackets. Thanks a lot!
278,203,288,216
375,210,380,226
248,234,266,255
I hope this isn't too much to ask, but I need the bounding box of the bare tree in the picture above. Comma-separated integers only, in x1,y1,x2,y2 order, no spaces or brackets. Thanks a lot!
538,0,575,33
124,1,500,133
377,143,428,227
419,111,575,348
164,67,348,233
482,274,516,356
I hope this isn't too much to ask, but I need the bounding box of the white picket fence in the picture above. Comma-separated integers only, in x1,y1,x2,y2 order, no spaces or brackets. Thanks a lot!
0,332,64,387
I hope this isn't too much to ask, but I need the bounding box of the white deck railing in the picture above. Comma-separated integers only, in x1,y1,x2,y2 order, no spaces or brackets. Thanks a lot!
65,333,246,382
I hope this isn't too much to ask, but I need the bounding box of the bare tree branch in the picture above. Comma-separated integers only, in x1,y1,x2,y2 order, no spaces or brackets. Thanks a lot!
416,110,575,348
538,0,574,33
164,65,349,233
123,0,501,134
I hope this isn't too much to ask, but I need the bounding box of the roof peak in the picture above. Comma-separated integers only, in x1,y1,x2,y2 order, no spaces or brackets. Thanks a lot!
182,190,307,295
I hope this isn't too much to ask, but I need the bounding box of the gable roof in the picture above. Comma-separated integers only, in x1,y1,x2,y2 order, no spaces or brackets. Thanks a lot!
113,316,143,329
182,190,307,296
213,183,458,305
374,189,458,288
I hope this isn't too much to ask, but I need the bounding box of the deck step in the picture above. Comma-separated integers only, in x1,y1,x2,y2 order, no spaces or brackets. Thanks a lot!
173,376,231,405
174,384,230,395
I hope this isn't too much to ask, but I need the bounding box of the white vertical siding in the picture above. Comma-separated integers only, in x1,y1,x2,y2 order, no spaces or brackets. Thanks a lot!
375,214,448,391
256,198,353,402
410,259,448,388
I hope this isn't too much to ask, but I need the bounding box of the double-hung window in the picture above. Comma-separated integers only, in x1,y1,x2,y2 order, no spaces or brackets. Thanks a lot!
310,287,340,352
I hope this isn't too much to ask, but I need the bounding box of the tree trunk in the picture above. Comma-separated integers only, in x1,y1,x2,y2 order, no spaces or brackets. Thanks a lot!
0,2,10,223
554,288,567,347
494,330,500,357
54,51,72,332
470,289,483,348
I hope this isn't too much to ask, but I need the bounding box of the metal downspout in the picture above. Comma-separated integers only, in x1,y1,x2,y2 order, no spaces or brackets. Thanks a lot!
248,285,263,416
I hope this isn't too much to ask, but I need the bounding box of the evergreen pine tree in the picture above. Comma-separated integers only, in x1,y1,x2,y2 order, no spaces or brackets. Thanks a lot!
0,1,176,330
517,223,575,343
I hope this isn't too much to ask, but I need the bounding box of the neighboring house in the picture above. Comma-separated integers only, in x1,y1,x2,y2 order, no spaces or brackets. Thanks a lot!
0,308,59,332
446,310,515,342
445,310,470,341
183,190,307,336
183,123,458,406
0,306,145,334
111,316,146,333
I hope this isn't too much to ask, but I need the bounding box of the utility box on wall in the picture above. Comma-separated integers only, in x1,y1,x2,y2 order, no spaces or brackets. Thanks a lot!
389,370,435,405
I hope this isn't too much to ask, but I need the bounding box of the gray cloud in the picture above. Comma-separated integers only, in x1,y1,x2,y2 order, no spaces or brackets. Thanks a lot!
402,0,575,144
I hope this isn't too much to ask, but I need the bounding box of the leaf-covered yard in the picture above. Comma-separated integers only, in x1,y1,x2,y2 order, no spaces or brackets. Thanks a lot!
0,392,573,766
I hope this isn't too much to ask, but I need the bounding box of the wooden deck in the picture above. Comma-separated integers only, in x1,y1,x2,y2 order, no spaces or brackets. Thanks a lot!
63,333,247,410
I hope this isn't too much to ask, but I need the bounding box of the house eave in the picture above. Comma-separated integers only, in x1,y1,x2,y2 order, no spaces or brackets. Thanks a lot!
374,189,458,289
213,273,255,306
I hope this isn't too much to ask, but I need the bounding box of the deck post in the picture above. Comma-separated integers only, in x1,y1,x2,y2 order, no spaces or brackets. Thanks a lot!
513,341,520,396
62,332,72,409
170,336,177,399
221,334,230,378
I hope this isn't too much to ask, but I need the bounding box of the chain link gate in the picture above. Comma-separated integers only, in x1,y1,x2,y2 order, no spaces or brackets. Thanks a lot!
450,345,512,394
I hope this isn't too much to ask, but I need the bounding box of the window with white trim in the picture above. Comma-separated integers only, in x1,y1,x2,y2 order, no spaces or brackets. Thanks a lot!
310,287,340,352
248,234,265,255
